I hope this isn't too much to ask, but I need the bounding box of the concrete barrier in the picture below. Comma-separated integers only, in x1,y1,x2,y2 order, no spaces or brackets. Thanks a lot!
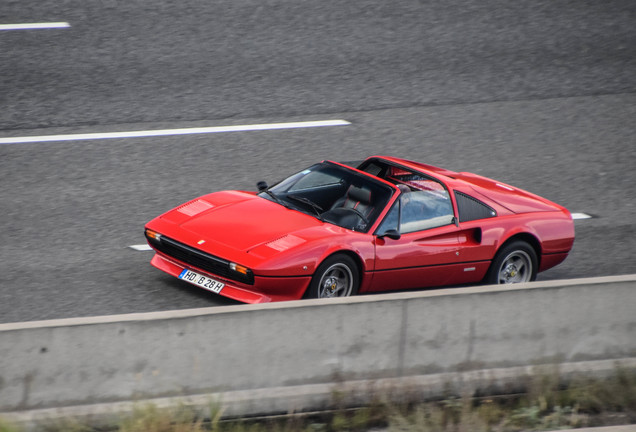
1,275,635,421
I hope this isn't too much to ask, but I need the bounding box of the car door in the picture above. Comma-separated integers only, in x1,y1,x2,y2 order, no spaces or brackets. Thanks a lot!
368,187,466,291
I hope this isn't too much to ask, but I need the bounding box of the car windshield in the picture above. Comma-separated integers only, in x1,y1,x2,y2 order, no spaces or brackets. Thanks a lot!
258,162,394,233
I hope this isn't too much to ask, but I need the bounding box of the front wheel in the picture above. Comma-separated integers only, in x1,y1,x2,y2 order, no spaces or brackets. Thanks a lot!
485,241,538,284
305,254,360,299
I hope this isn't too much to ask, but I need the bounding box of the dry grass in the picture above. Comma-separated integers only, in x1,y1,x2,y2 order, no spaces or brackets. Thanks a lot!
1,367,634,432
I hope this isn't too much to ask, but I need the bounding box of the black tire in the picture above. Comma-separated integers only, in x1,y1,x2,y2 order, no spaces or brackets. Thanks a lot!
305,254,360,299
485,240,538,285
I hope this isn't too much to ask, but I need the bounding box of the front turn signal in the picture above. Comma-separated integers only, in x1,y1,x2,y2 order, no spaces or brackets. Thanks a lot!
229,262,250,275
145,229,162,241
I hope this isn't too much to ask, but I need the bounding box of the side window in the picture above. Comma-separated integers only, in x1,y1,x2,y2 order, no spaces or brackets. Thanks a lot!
454,191,497,222
371,163,460,235
377,201,399,234
399,189,454,233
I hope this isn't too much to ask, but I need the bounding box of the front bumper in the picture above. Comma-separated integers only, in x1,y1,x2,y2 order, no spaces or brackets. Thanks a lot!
150,252,311,303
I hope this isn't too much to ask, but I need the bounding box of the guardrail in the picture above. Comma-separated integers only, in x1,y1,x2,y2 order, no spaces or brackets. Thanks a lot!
1,275,635,424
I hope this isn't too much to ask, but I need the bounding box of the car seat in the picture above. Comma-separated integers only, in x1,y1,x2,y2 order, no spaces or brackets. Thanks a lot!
331,185,374,219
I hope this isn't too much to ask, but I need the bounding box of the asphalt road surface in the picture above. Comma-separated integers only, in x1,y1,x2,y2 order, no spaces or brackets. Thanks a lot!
1,0,635,323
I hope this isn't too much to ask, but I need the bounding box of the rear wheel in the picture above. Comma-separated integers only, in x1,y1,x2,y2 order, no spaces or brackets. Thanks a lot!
486,240,537,284
306,254,359,299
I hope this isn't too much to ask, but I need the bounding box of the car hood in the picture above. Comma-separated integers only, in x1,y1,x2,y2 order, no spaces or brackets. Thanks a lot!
161,191,323,252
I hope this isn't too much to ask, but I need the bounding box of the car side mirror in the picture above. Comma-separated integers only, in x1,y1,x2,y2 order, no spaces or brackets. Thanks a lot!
377,229,401,240
257,181,268,192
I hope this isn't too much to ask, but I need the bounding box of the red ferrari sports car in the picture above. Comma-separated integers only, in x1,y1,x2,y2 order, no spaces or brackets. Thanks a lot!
145,156,574,303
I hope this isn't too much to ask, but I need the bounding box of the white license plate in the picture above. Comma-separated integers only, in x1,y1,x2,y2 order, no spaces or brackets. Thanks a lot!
178,269,225,294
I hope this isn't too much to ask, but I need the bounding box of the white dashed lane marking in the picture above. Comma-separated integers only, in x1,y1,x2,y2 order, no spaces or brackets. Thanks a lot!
572,213,593,220
0,22,70,30
129,244,152,251
0,120,351,145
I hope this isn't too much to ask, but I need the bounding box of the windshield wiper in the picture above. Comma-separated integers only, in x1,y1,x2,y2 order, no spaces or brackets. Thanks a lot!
261,190,289,208
287,194,324,220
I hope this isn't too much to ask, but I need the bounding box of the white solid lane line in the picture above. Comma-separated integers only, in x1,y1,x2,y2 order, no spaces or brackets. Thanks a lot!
0,120,351,145
0,22,70,30
129,213,595,251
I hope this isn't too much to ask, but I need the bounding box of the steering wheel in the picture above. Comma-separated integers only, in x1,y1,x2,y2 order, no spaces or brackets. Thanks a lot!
346,207,369,225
